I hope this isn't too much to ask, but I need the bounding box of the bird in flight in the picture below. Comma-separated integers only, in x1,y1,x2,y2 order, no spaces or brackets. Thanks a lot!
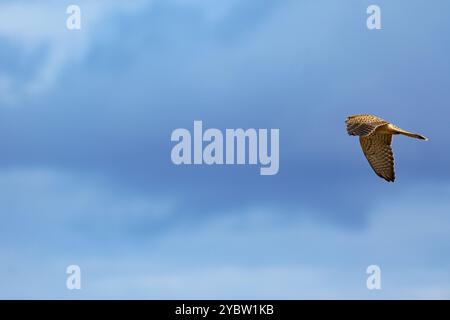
346,114,427,182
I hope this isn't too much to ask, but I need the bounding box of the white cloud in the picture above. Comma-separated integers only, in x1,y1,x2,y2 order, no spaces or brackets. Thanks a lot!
1,168,450,298
0,0,149,104
0,168,176,246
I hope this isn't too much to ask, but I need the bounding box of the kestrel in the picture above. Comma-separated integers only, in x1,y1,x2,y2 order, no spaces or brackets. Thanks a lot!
346,114,427,182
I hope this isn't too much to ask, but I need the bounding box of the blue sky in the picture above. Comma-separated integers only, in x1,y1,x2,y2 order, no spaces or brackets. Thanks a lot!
1,0,450,299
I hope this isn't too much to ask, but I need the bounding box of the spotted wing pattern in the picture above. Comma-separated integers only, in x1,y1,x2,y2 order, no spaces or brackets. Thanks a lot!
359,134,395,182
346,114,388,137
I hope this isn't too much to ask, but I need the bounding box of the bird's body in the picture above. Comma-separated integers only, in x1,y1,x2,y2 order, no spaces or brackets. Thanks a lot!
346,114,427,182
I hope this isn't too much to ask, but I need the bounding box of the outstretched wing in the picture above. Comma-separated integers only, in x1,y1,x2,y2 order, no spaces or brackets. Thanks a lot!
359,134,395,182
346,114,388,137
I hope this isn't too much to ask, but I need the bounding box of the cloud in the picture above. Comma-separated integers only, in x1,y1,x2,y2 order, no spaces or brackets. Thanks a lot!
0,0,149,103
0,0,447,224
0,168,177,252
1,168,450,298
1,1,450,299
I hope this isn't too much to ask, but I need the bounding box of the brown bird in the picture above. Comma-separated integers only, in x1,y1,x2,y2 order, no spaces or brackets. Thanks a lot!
346,114,427,182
